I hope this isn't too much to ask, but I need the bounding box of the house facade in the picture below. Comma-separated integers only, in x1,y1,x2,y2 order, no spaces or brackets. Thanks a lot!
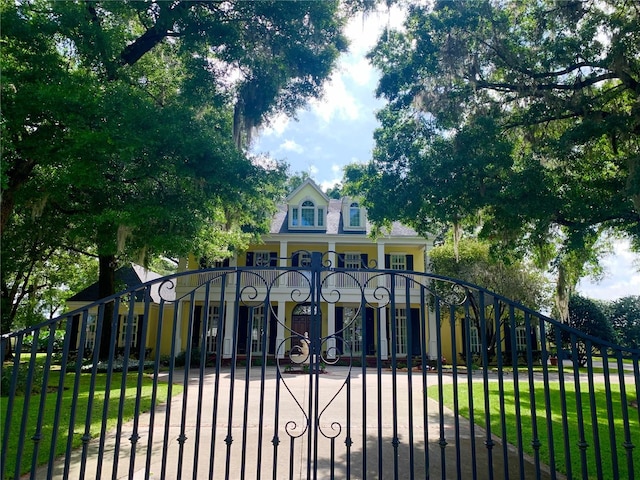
173,179,441,362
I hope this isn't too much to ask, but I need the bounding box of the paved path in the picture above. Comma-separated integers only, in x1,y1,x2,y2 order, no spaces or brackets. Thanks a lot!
27,366,558,480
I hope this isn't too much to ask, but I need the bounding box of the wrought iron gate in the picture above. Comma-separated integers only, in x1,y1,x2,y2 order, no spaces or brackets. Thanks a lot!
2,251,639,479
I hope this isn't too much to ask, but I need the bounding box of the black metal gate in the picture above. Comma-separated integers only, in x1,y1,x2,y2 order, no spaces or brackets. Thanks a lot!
2,251,639,479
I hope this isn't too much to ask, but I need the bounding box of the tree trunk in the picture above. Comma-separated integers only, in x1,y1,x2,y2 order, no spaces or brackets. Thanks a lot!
97,253,116,361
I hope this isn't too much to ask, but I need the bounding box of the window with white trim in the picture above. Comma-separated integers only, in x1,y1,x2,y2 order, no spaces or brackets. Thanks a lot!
118,314,139,349
345,253,362,269
469,326,481,353
254,251,271,267
85,314,97,351
205,304,220,353
390,254,407,270
343,306,362,355
349,202,361,227
251,305,266,354
391,308,407,356
515,326,527,351
290,199,325,228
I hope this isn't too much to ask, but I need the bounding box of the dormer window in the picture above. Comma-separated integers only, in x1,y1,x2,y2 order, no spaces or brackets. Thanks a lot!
342,198,366,232
290,199,324,228
349,202,361,227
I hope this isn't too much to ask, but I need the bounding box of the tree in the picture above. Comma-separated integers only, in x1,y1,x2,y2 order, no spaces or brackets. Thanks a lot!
564,295,616,367
345,0,640,321
609,295,640,350
1,0,374,358
429,235,552,362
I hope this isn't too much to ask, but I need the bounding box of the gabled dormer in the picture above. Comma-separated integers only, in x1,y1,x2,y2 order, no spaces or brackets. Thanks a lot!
341,196,366,232
287,179,330,231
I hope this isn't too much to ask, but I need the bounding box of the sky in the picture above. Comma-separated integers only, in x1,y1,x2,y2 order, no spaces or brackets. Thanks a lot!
251,8,639,302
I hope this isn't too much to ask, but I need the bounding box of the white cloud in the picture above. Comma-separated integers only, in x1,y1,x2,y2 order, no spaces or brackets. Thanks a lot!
259,113,290,137
311,73,360,122
320,178,342,192
280,139,304,153
577,239,640,301
331,164,341,174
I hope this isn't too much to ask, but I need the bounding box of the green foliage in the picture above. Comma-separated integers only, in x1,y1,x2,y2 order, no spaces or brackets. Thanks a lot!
608,295,640,350
566,295,616,366
1,362,45,397
429,380,639,480
345,0,640,312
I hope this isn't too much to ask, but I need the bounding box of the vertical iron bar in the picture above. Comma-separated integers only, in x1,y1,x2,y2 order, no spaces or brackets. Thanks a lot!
494,298,509,480
586,341,603,480
240,305,254,480
255,295,271,480
30,323,58,479
419,287,430,479
537,316,557,480
146,297,166,480
46,314,74,480
176,291,197,478
128,288,152,478
15,329,40,478
405,280,415,479
376,304,384,479
507,305,525,480
2,333,23,480
569,332,589,479
224,277,243,479
193,281,212,480
434,298,447,480
554,327,572,479
63,311,89,479
449,304,461,480
524,311,541,480
601,349,620,479
271,366,282,480
112,294,136,480
478,291,495,480
159,297,181,480
95,298,121,480
389,280,399,479
616,350,635,480
209,276,229,480
463,298,477,480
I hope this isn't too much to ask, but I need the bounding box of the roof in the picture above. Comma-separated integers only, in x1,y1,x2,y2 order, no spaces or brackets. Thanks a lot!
67,264,174,303
270,198,420,237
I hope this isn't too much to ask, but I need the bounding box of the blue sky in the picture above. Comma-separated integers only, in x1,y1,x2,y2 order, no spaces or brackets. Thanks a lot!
251,8,639,301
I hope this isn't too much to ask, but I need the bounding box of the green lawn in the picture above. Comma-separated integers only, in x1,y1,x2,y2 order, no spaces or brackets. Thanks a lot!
428,380,639,480
1,370,181,477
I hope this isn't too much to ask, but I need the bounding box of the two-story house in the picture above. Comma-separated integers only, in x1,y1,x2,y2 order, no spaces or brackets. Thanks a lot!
174,179,439,363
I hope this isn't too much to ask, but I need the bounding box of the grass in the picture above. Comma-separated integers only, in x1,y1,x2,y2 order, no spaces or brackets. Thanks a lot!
1,369,181,477
428,380,639,480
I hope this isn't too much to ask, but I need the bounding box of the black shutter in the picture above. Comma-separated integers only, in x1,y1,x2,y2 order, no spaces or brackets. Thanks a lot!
192,306,202,349
366,307,375,355
238,306,248,354
335,307,344,355
504,323,511,354
268,305,278,355
337,254,345,268
385,254,391,269
292,251,299,267
269,251,277,267
70,314,80,352
223,258,230,267
360,253,368,268
199,257,208,269
406,255,414,271
136,314,144,357
246,252,254,267
410,308,421,357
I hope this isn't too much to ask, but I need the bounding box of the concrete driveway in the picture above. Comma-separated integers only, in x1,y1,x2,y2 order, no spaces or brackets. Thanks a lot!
28,366,556,480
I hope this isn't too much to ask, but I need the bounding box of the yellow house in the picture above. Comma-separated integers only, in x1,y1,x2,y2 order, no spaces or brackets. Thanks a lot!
174,179,442,363
66,264,175,358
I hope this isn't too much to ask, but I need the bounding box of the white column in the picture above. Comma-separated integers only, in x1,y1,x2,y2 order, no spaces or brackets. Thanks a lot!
326,302,336,359
428,305,438,360
378,304,388,360
276,300,286,358
328,242,336,286
174,300,184,354
223,301,235,358
279,241,288,287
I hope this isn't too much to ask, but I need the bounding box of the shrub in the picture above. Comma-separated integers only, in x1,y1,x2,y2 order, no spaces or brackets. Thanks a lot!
1,363,45,397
